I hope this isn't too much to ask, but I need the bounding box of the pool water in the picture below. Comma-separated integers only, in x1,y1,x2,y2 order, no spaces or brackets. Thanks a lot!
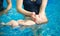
0,0,60,36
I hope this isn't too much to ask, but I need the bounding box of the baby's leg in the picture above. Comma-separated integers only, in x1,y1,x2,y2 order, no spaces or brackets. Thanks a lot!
7,20,19,27
17,20,35,26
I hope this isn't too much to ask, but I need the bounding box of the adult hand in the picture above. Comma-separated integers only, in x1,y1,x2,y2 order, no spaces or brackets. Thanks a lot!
31,12,36,22
36,12,48,24
3,9,8,14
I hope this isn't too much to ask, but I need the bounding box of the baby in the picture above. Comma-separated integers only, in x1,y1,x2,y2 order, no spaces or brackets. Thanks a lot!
7,12,48,27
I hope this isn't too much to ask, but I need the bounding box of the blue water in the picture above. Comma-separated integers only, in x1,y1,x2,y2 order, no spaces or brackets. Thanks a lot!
0,0,60,36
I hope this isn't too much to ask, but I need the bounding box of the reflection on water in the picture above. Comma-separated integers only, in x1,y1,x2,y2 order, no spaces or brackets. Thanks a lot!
0,23,43,36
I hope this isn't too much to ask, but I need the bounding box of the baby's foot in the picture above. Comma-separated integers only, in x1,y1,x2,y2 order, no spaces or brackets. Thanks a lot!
17,20,35,26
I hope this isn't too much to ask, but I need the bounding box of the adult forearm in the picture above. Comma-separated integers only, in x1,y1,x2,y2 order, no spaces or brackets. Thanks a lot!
17,0,32,17
17,7,32,17
39,0,48,13
6,3,12,11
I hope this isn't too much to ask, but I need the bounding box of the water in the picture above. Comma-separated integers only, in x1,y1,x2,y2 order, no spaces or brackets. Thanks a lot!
0,0,60,36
